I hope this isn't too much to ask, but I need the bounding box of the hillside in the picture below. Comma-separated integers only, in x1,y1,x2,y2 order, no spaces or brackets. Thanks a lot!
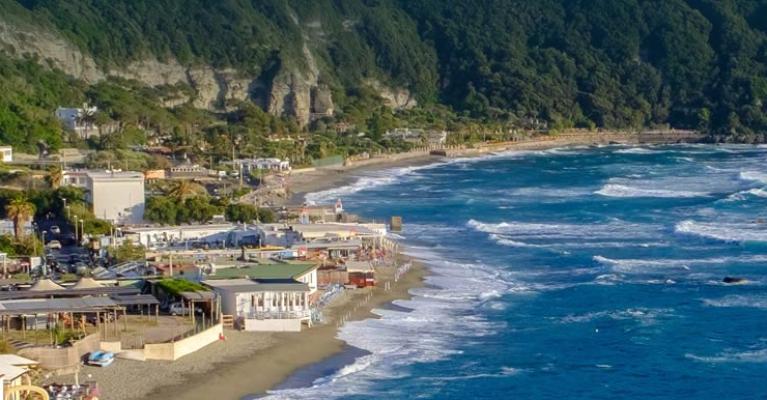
1,0,766,154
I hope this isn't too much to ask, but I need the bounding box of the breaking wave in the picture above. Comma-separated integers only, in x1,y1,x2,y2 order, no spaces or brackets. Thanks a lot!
595,183,709,198
675,220,767,243
263,245,513,399
593,254,767,272
686,348,767,363
740,171,767,184
702,295,767,310
615,147,664,155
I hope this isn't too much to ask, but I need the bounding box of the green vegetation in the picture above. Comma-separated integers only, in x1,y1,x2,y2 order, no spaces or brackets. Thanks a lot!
155,278,208,296
112,238,145,262
225,203,275,224
0,0,766,161
144,195,222,225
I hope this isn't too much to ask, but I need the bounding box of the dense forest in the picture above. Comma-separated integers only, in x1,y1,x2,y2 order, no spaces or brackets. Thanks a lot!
1,0,767,154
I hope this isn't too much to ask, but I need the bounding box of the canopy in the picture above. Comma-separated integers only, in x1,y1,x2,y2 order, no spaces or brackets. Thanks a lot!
29,279,65,291
71,277,103,290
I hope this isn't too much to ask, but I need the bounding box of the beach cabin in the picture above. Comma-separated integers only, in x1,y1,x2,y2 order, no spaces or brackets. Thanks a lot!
346,261,376,288
203,279,311,332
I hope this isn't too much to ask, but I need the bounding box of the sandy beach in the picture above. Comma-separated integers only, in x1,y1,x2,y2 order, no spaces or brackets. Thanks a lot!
48,131,679,399
47,259,425,400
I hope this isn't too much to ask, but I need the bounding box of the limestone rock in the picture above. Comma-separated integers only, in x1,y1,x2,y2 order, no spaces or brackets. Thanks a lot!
187,67,222,109
0,19,103,82
365,79,417,110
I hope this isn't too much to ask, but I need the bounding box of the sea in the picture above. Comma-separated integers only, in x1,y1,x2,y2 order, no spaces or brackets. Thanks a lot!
262,144,767,399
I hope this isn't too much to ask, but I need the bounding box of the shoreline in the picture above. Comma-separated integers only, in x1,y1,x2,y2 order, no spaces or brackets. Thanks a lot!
150,257,426,400
49,133,691,399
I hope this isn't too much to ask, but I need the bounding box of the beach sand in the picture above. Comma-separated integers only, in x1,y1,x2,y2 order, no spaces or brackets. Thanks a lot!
48,261,425,400
50,132,650,399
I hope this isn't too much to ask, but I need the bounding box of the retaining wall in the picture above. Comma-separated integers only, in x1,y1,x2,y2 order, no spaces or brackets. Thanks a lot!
142,323,223,361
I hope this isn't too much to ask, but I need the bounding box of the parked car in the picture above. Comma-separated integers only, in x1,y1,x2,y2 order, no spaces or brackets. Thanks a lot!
169,303,202,316
50,225,61,234
46,240,62,250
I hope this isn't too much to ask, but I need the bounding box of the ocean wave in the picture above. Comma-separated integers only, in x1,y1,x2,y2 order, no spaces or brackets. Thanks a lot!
558,307,673,326
686,348,767,363
723,187,767,202
595,183,709,198
593,254,767,272
420,366,524,381
264,247,512,399
305,165,431,204
615,147,664,155
468,219,662,241
739,171,767,184
675,220,767,243
702,295,767,310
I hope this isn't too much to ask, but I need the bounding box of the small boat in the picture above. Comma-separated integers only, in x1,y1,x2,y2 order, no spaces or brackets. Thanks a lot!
87,351,115,367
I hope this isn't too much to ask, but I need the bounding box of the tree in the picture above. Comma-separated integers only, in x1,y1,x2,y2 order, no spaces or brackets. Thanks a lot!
45,165,63,189
144,196,179,225
112,238,145,262
166,180,206,202
184,196,219,223
5,197,35,238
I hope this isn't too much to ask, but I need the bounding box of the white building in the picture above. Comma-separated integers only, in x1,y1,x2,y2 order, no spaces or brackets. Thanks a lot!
123,224,237,247
229,158,290,174
0,146,12,163
204,278,312,332
55,105,99,139
63,170,145,225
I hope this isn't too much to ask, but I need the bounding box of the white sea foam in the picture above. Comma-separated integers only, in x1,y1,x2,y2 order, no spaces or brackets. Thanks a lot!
724,187,767,202
595,183,708,198
421,366,524,381
703,295,767,310
686,348,767,363
615,147,664,155
739,171,767,184
263,245,514,399
593,254,767,272
305,165,432,204
675,220,767,243
468,219,661,241
558,307,673,326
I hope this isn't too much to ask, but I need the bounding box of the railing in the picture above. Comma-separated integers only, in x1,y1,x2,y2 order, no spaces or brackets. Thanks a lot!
246,309,311,320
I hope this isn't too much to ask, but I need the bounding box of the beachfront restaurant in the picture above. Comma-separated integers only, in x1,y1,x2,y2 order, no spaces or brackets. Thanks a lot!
203,279,311,332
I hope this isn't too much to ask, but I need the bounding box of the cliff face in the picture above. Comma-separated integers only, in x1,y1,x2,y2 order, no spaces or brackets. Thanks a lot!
0,16,406,127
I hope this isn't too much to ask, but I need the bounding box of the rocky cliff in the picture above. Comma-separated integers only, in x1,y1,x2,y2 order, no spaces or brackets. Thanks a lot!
0,14,415,127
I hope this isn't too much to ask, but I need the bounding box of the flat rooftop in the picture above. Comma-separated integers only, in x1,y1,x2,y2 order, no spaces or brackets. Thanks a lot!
211,263,317,280
203,278,309,292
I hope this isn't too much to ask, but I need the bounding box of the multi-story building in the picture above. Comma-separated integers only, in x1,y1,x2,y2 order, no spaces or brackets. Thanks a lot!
63,170,145,225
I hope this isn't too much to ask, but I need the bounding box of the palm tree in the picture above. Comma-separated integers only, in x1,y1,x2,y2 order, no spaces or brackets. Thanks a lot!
6,197,35,238
166,180,206,201
46,165,63,189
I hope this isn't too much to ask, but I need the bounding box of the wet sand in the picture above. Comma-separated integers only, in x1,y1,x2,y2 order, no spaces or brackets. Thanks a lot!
151,261,426,400
58,132,654,399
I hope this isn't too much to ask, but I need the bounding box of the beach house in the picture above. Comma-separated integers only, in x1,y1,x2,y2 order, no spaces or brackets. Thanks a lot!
203,279,311,332
203,263,319,331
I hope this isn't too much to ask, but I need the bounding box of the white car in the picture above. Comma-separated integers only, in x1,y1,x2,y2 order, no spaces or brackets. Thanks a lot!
50,226,61,234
